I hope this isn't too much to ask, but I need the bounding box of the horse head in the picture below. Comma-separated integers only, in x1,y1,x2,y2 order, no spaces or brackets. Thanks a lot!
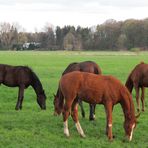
37,90,46,110
124,112,140,141
53,94,62,116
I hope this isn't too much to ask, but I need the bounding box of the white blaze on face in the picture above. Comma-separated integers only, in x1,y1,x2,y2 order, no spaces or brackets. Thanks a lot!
129,123,135,141
64,120,70,137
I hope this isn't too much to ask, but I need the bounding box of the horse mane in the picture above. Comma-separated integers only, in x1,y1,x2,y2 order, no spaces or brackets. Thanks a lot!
125,72,133,93
125,61,146,92
62,62,78,75
28,67,44,94
121,87,135,119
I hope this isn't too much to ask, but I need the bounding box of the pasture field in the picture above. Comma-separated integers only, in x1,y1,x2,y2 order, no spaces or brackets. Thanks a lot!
0,51,148,148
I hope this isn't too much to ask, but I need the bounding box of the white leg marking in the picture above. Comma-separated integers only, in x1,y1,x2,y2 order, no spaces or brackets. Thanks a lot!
75,121,86,137
93,114,96,119
64,120,70,137
129,124,135,141
108,124,112,127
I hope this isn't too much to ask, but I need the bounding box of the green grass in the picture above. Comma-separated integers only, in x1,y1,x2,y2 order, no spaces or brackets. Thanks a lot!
0,51,148,148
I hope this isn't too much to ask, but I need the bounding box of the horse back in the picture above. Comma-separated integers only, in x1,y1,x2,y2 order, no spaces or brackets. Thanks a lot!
130,63,148,86
79,61,102,74
1,65,32,87
60,72,123,104
62,61,101,76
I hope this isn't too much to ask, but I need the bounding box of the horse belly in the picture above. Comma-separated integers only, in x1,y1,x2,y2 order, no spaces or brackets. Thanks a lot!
3,81,18,87
142,77,148,87
3,76,18,87
78,90,102,104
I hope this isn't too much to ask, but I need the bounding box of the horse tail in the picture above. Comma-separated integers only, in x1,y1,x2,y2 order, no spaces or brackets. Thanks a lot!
125,73,133,93
94,65,102,75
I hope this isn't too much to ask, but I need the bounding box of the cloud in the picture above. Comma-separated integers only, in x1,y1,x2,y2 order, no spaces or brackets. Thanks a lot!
0,0,147,32
1,0,148,7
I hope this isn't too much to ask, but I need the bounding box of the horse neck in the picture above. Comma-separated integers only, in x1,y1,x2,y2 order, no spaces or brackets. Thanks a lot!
31,72,44,96
62,63,77,75
120,90,135,123
125,72,134,93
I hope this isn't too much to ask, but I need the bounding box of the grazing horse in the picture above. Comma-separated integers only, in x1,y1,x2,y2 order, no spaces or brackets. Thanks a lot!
0,64,46,110
125,62,148,112
54,61,102,120
54,71,139,141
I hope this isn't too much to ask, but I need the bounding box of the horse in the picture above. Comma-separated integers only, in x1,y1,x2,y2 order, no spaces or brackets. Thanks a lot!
125,62,148,112
54,71,140,141
54,61,102,120
0,64,46,110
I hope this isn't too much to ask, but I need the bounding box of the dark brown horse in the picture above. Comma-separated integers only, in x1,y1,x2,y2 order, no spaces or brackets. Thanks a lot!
125,62,148,112
54,71,139,141
0,64,46,110
54,61,102,120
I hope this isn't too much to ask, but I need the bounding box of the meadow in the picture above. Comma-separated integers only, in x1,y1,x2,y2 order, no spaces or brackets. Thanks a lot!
0,51,148,148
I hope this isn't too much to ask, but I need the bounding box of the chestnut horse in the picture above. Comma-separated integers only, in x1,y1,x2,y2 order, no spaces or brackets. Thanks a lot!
54,71,139,141
54,61,102,120
125,62,148,112
0,64,46,110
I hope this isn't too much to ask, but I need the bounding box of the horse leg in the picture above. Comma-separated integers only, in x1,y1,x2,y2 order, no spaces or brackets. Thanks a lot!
134,84,140,112
78,99,85,118
104,102,113,141
71,99,86,137
141,87,145,112
89,104,96,121
15,85,25,110
63,100,72,137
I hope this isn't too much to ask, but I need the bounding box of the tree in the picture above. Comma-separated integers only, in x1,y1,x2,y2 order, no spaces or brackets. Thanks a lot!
0,22,12,49
63,29,83,51
95,19,122,50
122,19,144,49
116,34,127,50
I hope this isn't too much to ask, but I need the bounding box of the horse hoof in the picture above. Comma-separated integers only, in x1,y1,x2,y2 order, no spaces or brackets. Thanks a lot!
137,109,140,112
15,107,19,110
64,130,70,138
82,113,85,118
108,138,113,142
89,118,95,121
89,117,95,121
80,134,86,138
142,109,145,112
64,134,70,138
53,112,58,116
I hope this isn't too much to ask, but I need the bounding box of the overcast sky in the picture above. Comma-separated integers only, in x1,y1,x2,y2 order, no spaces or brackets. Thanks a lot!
0,0,148,32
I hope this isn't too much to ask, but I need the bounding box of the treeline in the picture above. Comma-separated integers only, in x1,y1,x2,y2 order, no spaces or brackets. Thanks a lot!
0,18,148,51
